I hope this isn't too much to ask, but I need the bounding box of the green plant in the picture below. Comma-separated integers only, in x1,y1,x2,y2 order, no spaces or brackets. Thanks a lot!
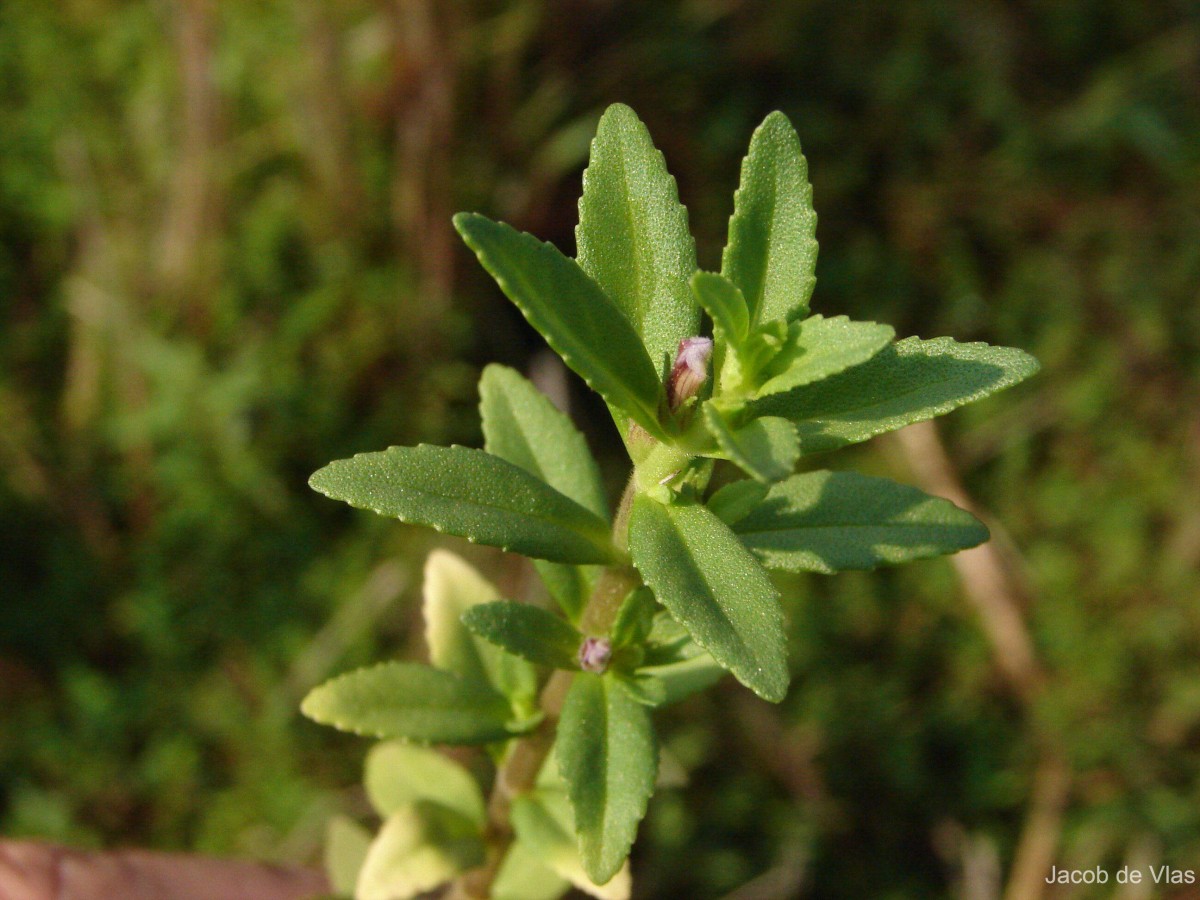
301,103,1038,899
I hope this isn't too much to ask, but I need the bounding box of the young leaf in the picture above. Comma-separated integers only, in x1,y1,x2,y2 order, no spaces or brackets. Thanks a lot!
325,814,372,897
310,445,617,565
576,103,700,378
355,802,484,900
557,673,657,885
690,271,749,346
479,364,609,520
510,791,632,900
722,111,818,324
733,470,990,573
628,495,789,702
301,662,524,745
424,550,537,703
492,841,572,900
462,601,584,671
702,403,799,483
478,363,606,621
706,479,769,526
637,654,726,706
755,315,894,397
454,213,668,439
752,337,1041,453
364,741,486,826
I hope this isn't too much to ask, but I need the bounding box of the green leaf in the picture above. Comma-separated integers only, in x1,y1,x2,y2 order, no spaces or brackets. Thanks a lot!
510,790,632,899
479,364,609,519
301,662,524,745
638,611,729,705
324,815,372,897
355,802,484,900
310,445,616,565
423,550,537,703
576,103,699,378
733,470,990,573
752,337,1041,453
722,111,818,324
478,363,606,621
462,601,583,671
706,479,769,526
364,741,486,826
702,403,799,483
756,315,894,397
532,560,593,625
610,586,656,650
690,272,749,345
492,841,572,900
557,673,657,885
454,213,668,439
628,495,788,702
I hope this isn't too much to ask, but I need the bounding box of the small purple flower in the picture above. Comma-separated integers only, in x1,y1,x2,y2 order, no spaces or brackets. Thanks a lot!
578,637,613,674
667,336,714,410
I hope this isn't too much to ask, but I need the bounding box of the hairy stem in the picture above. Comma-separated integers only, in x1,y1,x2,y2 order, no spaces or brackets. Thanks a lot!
449,474,643,898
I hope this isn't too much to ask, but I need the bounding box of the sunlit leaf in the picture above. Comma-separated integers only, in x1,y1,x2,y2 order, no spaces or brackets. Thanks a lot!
462,601,583,671
354,801,483,900
755,315,894,396
363,741,486,826
702,403,799,482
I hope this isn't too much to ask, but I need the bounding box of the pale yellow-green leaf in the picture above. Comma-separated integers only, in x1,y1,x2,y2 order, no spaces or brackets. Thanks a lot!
363,741,485,827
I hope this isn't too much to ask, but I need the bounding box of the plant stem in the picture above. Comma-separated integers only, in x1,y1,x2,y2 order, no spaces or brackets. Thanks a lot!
448,474,644,898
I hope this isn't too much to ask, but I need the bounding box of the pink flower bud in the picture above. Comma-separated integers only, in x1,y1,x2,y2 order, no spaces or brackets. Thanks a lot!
667,337,714,410
578,637,613,674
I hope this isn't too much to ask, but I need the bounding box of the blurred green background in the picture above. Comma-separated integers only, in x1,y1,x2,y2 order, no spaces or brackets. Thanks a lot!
2,1,1199,897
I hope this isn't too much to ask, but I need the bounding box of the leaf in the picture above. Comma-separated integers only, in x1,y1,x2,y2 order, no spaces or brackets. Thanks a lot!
310,444,617,565
423,550,537,703
533,560,594,625
492,841,572,900
479,364,609,519
510,790,632,899
462,601,583,671
637,654,726,706
364,741,486,826
557,673,657,885
706,479,769,526
301,662,523,745
576,103,699,378
702,404,799,483
325,815,372,897
752,337,1041,453
478,363,607,620
756,315,894,397
722,111,818,324
355,801,484,900
628,495,788,702
690,272,749,345
454,212,668,439
733,470,990,573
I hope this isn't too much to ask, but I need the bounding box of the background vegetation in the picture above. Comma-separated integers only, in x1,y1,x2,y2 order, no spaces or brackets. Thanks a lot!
2,1,1198,896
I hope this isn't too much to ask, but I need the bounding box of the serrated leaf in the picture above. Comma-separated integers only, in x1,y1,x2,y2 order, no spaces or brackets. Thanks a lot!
756,315,894,397
628,495,788,702
355,802,483,900
462,601,583,671
577,103,699,378
479,364,609,519
702,403,799,483
478,363,606,620
557,673,657,885
310,445,616,565
722,111,818,324
364,742,486,826
510,791,632,900
733,470,990,573
752,337,1040,453
325,815,372,897
690,272,749,345
492,841,572,900
301,662,523,745
423,550,537,703
706,479,769,526
454,212,668,439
